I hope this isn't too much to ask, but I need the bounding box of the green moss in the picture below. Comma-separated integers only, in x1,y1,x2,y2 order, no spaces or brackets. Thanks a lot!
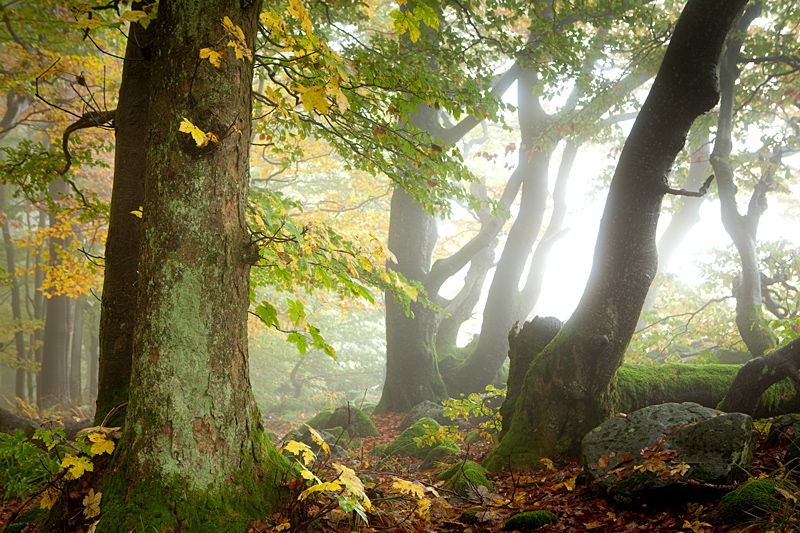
369,444,388,457
420,444,457,470
716,479,787,522
438,461,493,497
97,412,291,533
383,418,458,460
505,510,558,531
303,407,335,430
613,363,738,413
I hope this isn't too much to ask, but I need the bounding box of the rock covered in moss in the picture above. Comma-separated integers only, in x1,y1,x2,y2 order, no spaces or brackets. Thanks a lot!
326,406,380,438
438,460,493,497
303,407,335,430
398,401,467,431
504,510,557,531
581,402,756,505
420,444,458,470
715,479,786,522
384,417,459,460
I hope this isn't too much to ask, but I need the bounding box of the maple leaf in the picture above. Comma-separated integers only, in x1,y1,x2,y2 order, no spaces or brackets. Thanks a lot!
221,16,252,61
305,425,331,457
300,85,330,115
283,440,315,465
89,432,115,455
62,454,94,479
83,488,102,518
179,118,215,147
199,47,223,67
40,487,59,510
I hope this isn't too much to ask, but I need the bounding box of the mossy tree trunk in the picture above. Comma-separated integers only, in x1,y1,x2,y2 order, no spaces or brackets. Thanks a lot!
95,1,154,425
484,0,748,471
98,1,288,530
710,3,777,358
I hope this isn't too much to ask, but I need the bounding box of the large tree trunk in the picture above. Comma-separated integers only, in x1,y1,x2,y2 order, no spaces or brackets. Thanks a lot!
1,184,27,400
641,134,710,312
95,1,153,425
39,179,74,409
447,68,552,396
98,1,288,529
375,186,447,413
710,3,777,358
69,294,85,401
484,0,748,471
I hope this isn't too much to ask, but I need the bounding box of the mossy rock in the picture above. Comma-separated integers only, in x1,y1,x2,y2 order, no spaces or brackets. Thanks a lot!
466,430,480,445
715,479,786,522
303,407,335,430
384,417,459,460
504,510,557,531
326,406,380,438
420,444,458,470
325,426,350,443
438,460,493,497
278,397,306,416
786,437,800,467
369,444,388,457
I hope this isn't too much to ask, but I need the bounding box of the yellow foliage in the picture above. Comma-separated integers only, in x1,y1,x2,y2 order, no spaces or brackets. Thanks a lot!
199,47,224,67
283,440,315,465
179,117,218,147
88,432,115,455
61,454,94,479
83,488,102,518
221,16,252,61
40,487,59,510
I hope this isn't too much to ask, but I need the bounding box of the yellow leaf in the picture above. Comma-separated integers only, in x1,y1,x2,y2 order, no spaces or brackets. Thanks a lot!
300,85,330,115
299,480,343,500
539,457,554,469
305,425,331,457
274,521,291,531
283,440,315,465
199,47,223,67
40,487,59,510
89,432,115,455
83,488,102,518
221,16,252,61
179,118,213,147
130,207,143,218
287,0,313,34
121,10,148,23
73,18,104,30
61,454,94,479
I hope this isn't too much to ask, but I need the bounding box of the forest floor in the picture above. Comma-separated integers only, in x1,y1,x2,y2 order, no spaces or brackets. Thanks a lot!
0,413,793,532
257,412,796,533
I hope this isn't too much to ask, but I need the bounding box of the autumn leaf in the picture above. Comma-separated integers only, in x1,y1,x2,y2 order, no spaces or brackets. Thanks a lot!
305,425,331,458
221,16,252,61
89,432,115,455
40,487,59,510
179,118,216,147
199,47,224,67
299,85,330,115
283,440,315,465
131,207,143,218
62,454,94,479
83,488,102,518
287,0,314,35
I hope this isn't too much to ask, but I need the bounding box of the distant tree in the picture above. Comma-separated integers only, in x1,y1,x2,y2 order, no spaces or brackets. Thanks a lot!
485,0,748,469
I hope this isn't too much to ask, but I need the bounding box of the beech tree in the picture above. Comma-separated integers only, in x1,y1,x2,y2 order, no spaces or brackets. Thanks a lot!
95,1,288,530
485,0,748,470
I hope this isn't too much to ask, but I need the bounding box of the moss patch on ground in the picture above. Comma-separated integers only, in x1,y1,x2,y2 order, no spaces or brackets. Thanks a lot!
438,460,493,497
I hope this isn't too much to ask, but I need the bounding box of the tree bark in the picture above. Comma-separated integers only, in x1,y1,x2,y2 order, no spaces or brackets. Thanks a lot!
710,2,777,357
484,0,748,471
97,1,288,529
95,0,154,425
375,186,447,413
39,179,74,409
641,134,710,312
448,67,552,395
1,184,27,400
69,294,85,401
